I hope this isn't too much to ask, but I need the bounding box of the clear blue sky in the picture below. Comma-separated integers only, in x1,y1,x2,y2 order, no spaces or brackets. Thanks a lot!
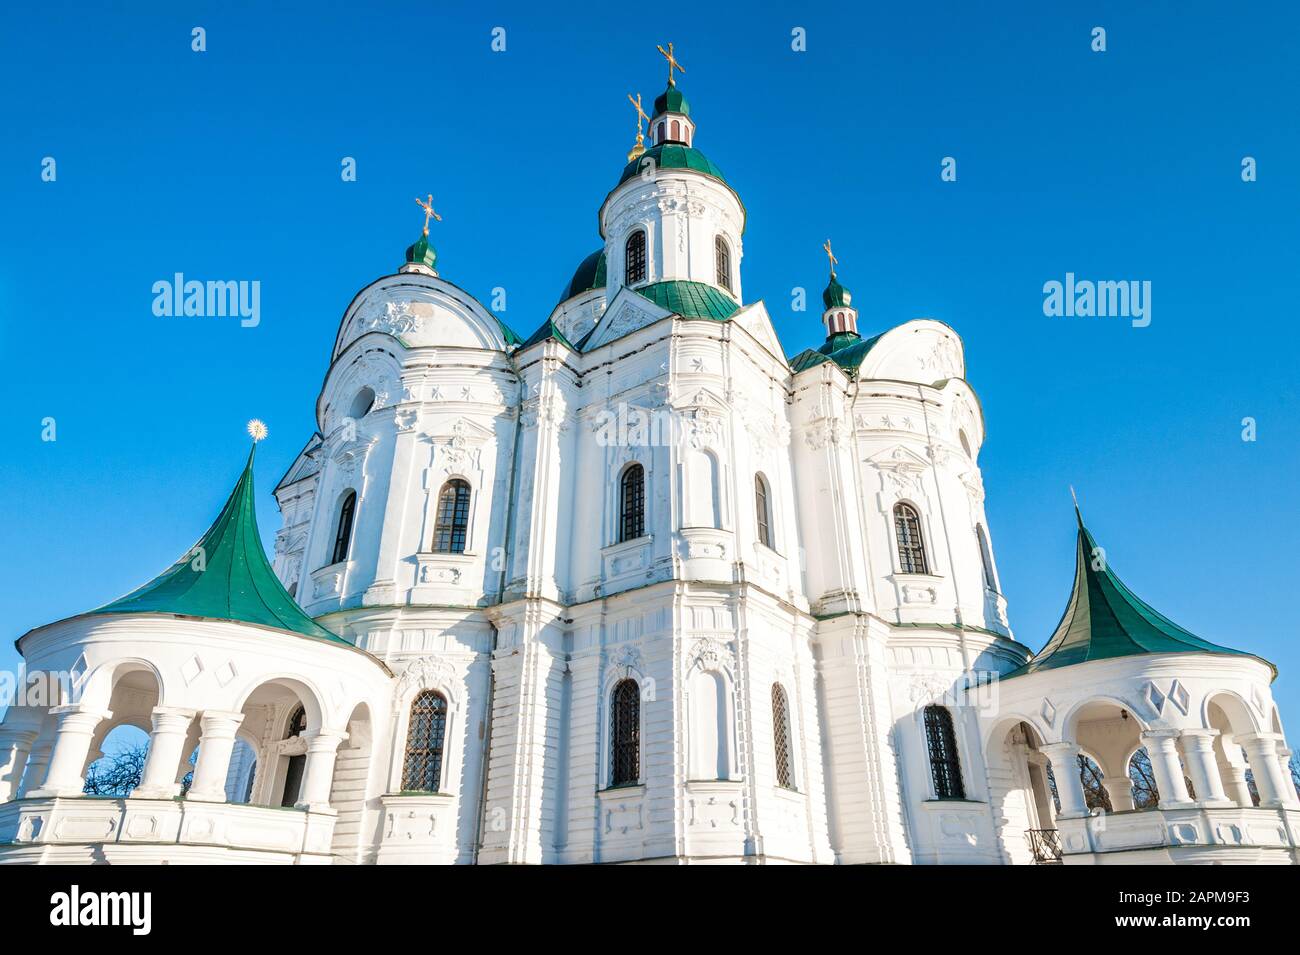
2,2,1297,722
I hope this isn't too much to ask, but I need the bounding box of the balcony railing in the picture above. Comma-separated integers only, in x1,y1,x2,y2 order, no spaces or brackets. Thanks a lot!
0,794,338,864
1025,828,1063,864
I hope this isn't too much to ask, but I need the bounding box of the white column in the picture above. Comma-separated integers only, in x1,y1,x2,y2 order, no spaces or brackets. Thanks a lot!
1179,729,1229,805
1142,730,1192,808
16,736,53,798
1101,775,1136,812
28,706,111,797
133,707,196,799
1277,747,1300,808
295,729,346,810
0,728,39,802
1239,733,1289,808
1041,742,1088,818
1219,759,1254,807
186,711,245,802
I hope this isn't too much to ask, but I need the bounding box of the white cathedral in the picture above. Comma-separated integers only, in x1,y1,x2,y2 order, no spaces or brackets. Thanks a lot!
2,57,1297,866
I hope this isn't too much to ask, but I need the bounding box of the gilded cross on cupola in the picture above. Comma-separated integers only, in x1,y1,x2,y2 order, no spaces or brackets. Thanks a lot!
415,194,442,236
823,238,838,277
657,41,685,86
627,92,650,161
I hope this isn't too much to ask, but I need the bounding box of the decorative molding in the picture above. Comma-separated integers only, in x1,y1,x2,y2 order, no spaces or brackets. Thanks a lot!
394,655,460,705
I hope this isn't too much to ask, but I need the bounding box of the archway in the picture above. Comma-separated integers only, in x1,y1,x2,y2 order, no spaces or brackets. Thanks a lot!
1207,693,1262,807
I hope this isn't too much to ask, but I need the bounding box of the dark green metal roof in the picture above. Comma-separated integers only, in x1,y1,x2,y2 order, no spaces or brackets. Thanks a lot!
790,330,885,375
90,445,348,646
653,85,690,118
521,317,577,350
635,280,739,321
557,249,606,305
1005,511,1265,679
617,144,727,188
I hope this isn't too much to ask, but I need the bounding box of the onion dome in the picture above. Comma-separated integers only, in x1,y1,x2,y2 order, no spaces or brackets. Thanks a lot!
1005,507,1268,678
823,275,852,310
654,85,691,119
649,83,696,147
90,431,347,645
557,249,607,305
821,264,859,337
401,232,438,276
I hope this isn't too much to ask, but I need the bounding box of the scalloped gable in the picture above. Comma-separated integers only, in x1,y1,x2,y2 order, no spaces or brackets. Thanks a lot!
332,276,520,360
854,320,965,383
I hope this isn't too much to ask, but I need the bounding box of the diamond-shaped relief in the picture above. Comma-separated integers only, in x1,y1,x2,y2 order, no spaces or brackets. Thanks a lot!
215,660,238,688
1167,679,1190,716
69,652,89,691
180,655,205,686
1040,697,1057,728
1143,680,1167,715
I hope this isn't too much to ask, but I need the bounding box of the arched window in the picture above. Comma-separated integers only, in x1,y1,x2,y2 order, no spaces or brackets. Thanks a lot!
923,705,964,799
331,491,357,565
715,235,732,292
432,479,471,554
280,703,308,807
893,502,929,574
754,473,773,549
619,464,645,542
625,229,647,285
401,690,448,793
772,683,795,790
610,679,640,786
284,704,307,738
976,525,998,592
670,119,681,141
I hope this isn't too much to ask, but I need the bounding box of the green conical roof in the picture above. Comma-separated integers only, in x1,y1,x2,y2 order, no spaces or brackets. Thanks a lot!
1006,509,1265,678
90,444,347,645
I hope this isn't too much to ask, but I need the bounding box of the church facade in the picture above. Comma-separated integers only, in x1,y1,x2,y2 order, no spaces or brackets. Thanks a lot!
1,62,1297,865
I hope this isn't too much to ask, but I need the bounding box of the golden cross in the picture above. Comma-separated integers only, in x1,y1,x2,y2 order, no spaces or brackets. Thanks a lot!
657,42,685,86
628,92,650,134
415,194,442,236
823,238,838,276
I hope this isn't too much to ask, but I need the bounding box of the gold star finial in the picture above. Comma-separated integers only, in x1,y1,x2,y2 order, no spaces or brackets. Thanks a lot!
823,238,838,277
247,419,268,442
627,92,650,160
657,41,685,87
415,194,442,236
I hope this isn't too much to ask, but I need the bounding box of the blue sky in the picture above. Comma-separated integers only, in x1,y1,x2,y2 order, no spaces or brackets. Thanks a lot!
1,2,1297,721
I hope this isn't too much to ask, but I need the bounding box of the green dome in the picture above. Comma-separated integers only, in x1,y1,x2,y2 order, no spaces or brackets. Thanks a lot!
558,249,607,304
823,275,852,310
653,85,690,117
405,232,437,271
618,143,727,187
